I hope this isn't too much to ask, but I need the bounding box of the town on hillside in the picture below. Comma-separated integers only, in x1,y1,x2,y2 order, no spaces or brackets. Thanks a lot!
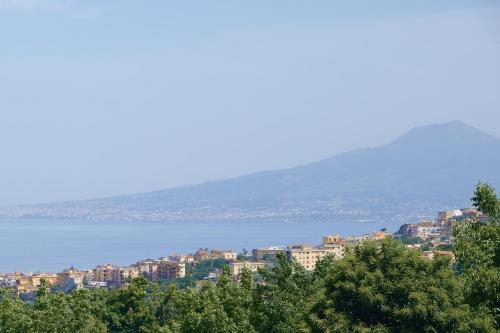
0,207,485,299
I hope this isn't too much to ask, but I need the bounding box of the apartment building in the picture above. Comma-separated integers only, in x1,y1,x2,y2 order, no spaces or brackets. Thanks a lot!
194,249,210,262
414,221,442,240
287,242,344,271
153,260,185,281
194,248,237,262
111,266,139,286
230,261,268,276
93,264,115,282
421,250,456,262
210,250,237,261
57,267,85,285
30,273,58,287
168,254,195,263
371,230,390,241
14,273,58,294
136,259,155,277
252,246,286,261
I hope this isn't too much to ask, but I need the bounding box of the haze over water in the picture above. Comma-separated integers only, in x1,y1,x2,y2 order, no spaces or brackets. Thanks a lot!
0,218,401,273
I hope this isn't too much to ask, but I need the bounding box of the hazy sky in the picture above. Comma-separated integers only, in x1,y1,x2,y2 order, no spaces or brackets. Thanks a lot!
0,0,499,205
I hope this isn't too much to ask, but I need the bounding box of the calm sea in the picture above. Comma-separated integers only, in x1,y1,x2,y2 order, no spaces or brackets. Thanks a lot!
0,218,401,272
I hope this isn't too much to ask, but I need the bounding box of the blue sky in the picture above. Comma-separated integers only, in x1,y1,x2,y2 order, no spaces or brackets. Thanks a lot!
0,0,499,205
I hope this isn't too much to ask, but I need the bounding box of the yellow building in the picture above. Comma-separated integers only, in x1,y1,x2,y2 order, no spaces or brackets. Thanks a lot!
287,243,344,271
136,259,155,276
57,268,85,284
230,261,268,276
153,260,185,281
422,250,455,262
111,266,139,285
322,234,341,245
30,273,58,287
14,273,57,294
208,250,237,261
93,264,115,282
194,249,237,262
15,277,34,294
371,230,390,241
169,254,195,263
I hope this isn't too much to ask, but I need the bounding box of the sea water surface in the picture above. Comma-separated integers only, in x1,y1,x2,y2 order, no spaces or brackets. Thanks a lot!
0,218,402,272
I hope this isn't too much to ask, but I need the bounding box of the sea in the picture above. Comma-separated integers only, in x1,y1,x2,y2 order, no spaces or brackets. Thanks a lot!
0,218,402,273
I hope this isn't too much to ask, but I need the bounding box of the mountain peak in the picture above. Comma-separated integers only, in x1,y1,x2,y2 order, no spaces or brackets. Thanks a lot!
389,121,499,150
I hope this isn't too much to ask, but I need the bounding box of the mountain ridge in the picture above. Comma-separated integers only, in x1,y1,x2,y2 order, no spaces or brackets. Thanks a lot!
3,121,500,222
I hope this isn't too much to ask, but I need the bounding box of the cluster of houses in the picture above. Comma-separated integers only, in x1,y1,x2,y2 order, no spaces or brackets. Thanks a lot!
0,230,392,298
2,208,482,297
395,208,484,242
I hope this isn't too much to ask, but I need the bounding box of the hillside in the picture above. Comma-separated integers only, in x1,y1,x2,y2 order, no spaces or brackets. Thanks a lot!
4,121,500,222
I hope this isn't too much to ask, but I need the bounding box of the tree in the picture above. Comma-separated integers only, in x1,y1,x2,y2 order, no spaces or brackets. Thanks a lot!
105,276,161,333
0,293,34,333
454,183,500,328
251,253,315,333
31,281,107,333
309,238,494,332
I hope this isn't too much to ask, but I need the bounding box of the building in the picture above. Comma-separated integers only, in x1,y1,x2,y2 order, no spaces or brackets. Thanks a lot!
83,269,95,282
93,264,115,282
29,273,58,289
153,260,185,281
437,210,463,225
57,267,85,285
111,266,139,286
86,281,108,288
14,273,57,294
194,248,237,262
15,277,35,294
194,249,210,262
421,250,456,262
230,261,268,276
287,243,344,271
252,246,286,261
344,234,370,245
371,230,390,241
0,276,17,289
61,276,84,293
136,259,155,277
210,250,237,261
322,235,341,244
169,254,195,263
400,220,443,241
415,222,442,240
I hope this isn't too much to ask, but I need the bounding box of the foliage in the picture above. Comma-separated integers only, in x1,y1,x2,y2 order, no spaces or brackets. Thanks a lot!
434,244,453,251
454,182,500,328
309,238,493,332
398,236,423,245
251,253,316,332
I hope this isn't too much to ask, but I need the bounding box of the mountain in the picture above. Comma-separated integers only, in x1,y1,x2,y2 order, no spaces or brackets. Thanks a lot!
4,121,500,222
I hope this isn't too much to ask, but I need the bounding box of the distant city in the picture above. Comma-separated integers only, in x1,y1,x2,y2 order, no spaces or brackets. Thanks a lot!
0,198,446,223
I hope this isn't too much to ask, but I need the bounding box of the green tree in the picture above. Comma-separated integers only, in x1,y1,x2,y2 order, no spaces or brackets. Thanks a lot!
156,266,256,332
251,253,315,333
31,281,107,333
0,293,34,333
105,276,161,333
454,183,500,328
309,238,494,332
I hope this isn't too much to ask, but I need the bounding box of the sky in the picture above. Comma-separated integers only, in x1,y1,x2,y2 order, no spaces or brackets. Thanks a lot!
0,0,499,205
